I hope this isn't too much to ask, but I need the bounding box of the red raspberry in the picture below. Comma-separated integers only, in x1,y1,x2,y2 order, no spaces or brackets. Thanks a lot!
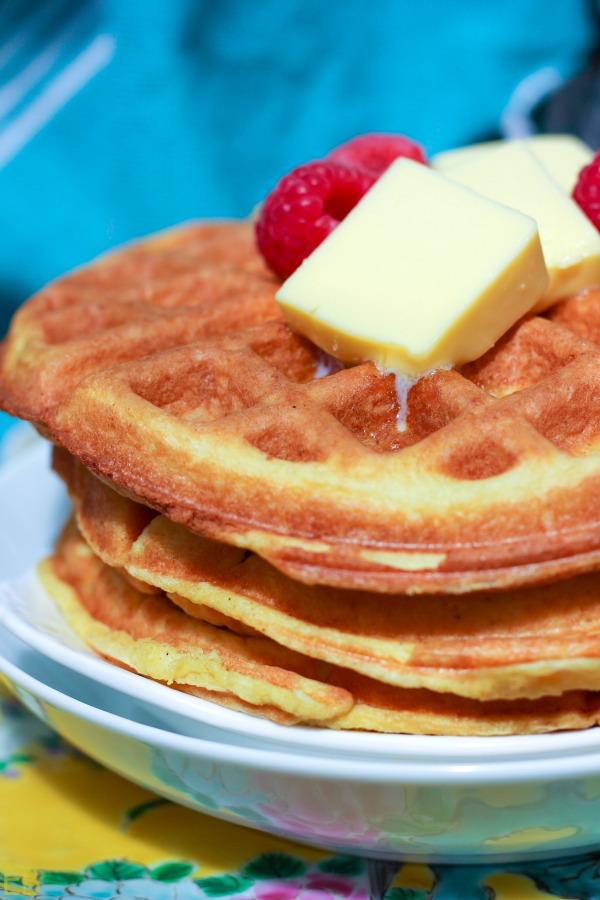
256,161,375,279
573,152,600,230
327,132,427,177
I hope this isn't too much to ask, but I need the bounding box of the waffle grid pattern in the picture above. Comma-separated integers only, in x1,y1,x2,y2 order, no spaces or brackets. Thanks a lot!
3,223,600,593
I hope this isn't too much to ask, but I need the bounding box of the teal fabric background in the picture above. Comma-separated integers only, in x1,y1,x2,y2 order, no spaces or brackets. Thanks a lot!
0,412,15,445
0,0,598,337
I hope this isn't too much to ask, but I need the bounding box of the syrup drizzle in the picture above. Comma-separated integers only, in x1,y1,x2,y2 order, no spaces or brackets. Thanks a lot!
384,364,450,432
313,349,448,436
393,371,415,432
313,349,345,379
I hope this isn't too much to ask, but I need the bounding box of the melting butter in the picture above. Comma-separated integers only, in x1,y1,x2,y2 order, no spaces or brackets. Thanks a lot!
277,159,548,379
441,140,600,308
432,133,593,195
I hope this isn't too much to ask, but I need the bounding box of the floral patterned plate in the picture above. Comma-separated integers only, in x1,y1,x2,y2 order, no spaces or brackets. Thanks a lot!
5,614,600,864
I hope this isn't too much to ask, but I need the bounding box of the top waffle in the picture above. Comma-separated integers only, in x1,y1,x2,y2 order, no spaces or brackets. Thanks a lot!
3,220,600,593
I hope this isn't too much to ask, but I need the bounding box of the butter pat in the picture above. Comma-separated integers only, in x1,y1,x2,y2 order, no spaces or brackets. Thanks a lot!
443,141,600,308
276,159,549,378
433,134,593,194
525,134,593,193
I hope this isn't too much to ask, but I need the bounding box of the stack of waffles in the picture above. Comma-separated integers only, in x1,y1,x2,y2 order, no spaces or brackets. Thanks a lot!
4,221,600,735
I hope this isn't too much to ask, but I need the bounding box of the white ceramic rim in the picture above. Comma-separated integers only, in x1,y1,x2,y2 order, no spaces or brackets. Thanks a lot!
6,631,600,784
5,442,600,768
8,576,600,763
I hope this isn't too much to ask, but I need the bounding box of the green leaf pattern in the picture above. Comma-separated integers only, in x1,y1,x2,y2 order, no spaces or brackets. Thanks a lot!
150,862,196,882
385,889,429,900
86,860,148,881
39,870,83,885
242,852,307,880
6,852,600,899
194,874,254,897
317,855,365,876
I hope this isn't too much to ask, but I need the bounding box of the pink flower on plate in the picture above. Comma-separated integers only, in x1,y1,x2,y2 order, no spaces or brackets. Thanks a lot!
305,872,357,895
254,778,390,845
253,873,368,900
254,880,302,900
257,802,381,843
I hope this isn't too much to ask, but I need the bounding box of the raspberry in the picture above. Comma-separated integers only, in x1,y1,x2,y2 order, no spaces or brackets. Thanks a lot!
573,152,600,230
256,161,375,279
327,132,427,177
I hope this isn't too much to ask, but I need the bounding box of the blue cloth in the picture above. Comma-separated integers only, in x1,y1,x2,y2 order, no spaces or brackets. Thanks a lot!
0,0,598,333
0,412,16,445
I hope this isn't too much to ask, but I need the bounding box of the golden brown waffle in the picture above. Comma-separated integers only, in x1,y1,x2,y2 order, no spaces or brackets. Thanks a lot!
41,514,600,736
55,447,600,704
0,222,280,421
4,221,600,592
41,518,353,726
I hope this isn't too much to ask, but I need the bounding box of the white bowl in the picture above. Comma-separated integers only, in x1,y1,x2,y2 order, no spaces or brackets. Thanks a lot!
6,443,600,861
1,625,282,744
6,624,600,864
10,569,600,765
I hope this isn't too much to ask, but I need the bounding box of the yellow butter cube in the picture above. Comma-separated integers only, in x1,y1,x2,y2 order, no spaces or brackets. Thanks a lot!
276,159,549,378
442,140,600,307
432,134,593,194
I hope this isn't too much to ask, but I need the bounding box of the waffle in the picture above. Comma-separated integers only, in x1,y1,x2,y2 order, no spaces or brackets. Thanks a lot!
0,222,280,422
40,513,600,736
4,221,600,595
54,448,600,704
41,518,353,726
